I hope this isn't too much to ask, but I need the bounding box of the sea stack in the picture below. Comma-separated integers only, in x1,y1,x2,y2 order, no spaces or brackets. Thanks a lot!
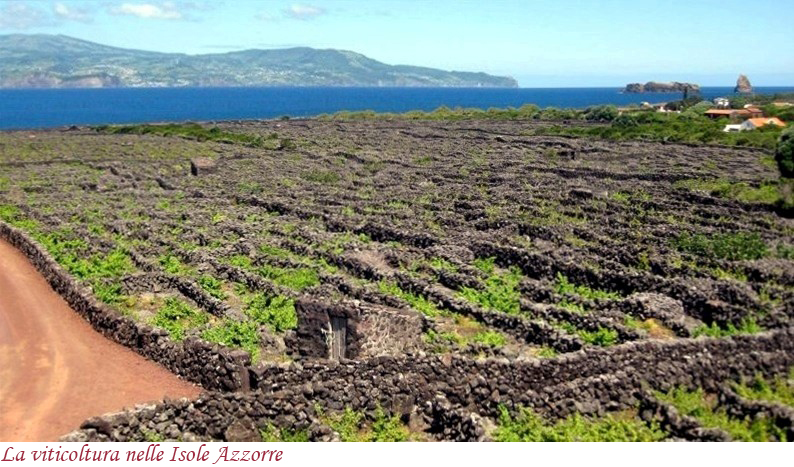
735,74,753,94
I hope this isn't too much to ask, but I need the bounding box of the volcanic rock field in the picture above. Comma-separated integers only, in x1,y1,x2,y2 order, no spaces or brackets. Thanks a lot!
0,119,792,442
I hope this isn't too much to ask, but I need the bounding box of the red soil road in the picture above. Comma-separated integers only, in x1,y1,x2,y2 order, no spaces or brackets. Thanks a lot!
0,239,200,441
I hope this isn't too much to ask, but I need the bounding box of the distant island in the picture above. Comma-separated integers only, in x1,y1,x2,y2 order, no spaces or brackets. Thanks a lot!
623,81,701,93
0,34,518,89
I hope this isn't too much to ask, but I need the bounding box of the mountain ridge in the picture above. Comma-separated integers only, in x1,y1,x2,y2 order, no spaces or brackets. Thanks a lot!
0,34,518,89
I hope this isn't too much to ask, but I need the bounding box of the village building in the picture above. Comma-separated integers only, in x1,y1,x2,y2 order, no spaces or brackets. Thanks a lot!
704,107,763,120
713,97,730,109
739,117,786,131
723,124,742,132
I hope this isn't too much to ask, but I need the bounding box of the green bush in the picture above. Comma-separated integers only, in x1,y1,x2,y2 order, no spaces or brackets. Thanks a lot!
322,407,410,442
257,264,319,291
459,266,523,315
553,273,620,301
472,330,507,347
584,105,618,122
775,126,794,177
159,254,189,275
692,317,762,337
378,281,442,317
151,297,209,340
197,275,227,300
243,293,297,332
733,370,794,407
201,319,260,360
301,170,341,185
657,387,786,441
493,406,666,442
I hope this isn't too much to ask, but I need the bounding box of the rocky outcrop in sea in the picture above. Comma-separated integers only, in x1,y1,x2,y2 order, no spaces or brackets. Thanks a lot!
624,81,700,93
734,74,753,94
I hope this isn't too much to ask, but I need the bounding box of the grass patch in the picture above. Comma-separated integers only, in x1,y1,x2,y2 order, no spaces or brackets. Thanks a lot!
259,424,310,442
378,281,443,317
97,123,277,148
472,330,508,347
197,275,227,300
733,370,794,408
159,254,191,275
150,297,210,341
692,317,762,338
201,319,260,361
493,406,666,442
302,170,341,185
257,264,319,291
561,323,619,346
674,231,768,261
657,387,787,441
554,273,620,301
459,260,522,315
321,407,410,442
675,178,783,205
240,291,297,332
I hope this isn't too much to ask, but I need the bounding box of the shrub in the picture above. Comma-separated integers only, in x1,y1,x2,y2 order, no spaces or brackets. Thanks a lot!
197,275,227,300
257,264,319,291
493,406,666,442
159,254,189,275
775,125,794,177
151,297,209,340
201,319,260,360
459,266,522,315
322,407,410,442
378,281,442,317
692,317,762,337
733,370,794,407
553,273,620,301
613,114,639,128
243,293,297,332
657,387,786,441
472,330,507,347
584,105,619,122
302,170,341,185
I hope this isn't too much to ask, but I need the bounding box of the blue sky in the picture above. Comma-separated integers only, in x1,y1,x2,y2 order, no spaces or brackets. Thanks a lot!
1,0,792,87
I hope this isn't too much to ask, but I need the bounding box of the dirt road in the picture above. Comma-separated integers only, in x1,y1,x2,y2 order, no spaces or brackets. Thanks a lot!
0,238,200,441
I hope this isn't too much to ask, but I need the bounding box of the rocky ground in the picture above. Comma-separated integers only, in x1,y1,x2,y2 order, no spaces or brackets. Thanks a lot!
1,119,792,441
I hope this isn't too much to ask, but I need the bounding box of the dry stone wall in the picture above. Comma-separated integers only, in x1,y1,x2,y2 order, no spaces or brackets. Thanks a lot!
0,222,250,391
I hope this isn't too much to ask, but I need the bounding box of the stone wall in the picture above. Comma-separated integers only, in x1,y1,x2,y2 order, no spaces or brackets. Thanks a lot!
250,327,794,419
63,327,794,442
0,222,250,391
289,299,426,359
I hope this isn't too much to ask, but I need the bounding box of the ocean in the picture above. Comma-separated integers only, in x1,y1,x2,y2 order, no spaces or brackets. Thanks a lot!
1,86,793,130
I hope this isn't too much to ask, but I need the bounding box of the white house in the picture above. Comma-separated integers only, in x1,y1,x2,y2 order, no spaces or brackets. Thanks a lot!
740,117,786,131
713,97,730,109
723,124,742,132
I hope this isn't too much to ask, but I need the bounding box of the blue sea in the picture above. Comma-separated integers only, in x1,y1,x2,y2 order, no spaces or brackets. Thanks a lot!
1,86,793,130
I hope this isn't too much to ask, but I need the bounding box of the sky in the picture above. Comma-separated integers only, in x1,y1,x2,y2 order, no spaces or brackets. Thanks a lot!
0,0,792,87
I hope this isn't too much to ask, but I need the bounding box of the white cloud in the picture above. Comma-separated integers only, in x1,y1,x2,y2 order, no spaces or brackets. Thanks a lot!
258,4,327,22
53,3,93,23
110,2,183,20
284,4,326,20
0,3,54,30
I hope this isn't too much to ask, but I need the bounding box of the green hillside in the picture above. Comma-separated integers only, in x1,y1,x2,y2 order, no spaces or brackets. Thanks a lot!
0,34,518,88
